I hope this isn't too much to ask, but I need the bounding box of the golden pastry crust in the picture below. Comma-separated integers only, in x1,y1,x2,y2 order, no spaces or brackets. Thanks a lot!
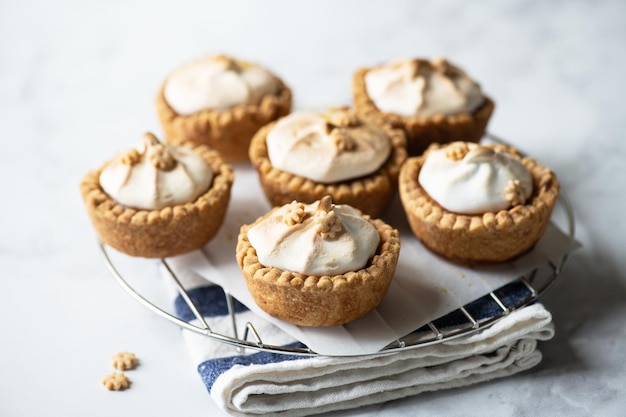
236,209,401,327
155,68,292,162
352,65,495,156
399,143,560,265
248,114,407,218
80,145,234,258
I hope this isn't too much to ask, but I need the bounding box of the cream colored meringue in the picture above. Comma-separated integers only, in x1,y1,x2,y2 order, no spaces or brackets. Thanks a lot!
418,143,533,214
266,110,391,183
99,133,213,210
364,58,485,117
164,55,279,115
247,197,380,276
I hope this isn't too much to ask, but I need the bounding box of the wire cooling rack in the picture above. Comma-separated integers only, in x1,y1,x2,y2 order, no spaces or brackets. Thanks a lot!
100,135,576,357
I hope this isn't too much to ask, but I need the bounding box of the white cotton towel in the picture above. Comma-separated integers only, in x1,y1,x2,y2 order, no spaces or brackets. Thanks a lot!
166,269,554,417
212,305,552,417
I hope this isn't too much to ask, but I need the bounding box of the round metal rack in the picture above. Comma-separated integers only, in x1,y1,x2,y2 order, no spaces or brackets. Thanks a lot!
100,134,576,357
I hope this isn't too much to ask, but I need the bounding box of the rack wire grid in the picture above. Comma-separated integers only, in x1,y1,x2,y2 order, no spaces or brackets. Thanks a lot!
100,134,575,357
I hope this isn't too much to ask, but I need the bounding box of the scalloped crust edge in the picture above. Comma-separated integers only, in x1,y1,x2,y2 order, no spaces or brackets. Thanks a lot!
80,144,234,258
236,210,401,327
248,114,408,218
155,76,292,162
352,66,495,156
399,142,560,265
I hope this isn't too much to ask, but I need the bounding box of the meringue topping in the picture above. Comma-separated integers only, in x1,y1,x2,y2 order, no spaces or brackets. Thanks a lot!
99,133,213,210
247,197,380,276
266,109,391,183
163,55,280,115
364,58,485,117
418,142,533,214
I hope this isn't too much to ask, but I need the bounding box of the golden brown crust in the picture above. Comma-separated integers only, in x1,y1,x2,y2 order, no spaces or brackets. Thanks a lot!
398,143,560,265
248,114,408,218
155,75,292,162
352,66,495,156
80,145,234,258
236,210,401,327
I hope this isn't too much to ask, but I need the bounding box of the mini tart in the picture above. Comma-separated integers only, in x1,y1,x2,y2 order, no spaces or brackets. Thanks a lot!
236,208,401,327
248,114,407,218
352,66,495,156
155,65,292,163
399,143,560,265
80,145,234,258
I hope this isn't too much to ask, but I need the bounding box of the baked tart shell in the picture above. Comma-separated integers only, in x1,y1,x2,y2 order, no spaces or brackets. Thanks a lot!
156,79,292,162
80,145,234,258
399,143,560,265
236,211,401,327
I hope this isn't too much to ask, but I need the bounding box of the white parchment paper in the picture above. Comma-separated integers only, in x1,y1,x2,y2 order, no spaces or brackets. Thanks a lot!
168,164,577,356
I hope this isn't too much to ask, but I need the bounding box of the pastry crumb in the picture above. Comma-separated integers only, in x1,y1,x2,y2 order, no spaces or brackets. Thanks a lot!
284,201,307,226
102,372,130,391
445,142,471,160
316,209,343,239
111,351,138,370
504,179,527,206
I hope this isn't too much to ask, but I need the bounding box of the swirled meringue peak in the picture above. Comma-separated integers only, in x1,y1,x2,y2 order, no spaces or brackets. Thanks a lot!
364,58,485,117
247,196,380,276
418,142,533,214
266,109,391,183
164,55,280,115
99,133,213,210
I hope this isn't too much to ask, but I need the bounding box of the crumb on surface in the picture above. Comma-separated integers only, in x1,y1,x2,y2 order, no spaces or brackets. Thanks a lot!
102,372,130,391
111,351,138,370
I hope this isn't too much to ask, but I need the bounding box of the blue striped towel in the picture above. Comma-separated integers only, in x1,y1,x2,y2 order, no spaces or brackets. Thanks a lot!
163,266,554,417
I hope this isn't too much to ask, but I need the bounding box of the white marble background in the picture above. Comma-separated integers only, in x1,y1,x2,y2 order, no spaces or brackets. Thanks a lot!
1,0,625,416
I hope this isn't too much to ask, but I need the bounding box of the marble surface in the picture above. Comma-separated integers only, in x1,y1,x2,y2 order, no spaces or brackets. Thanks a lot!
1,0,625,416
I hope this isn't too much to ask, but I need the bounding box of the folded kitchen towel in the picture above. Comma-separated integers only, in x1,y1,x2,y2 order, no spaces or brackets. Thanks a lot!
163,267,555,417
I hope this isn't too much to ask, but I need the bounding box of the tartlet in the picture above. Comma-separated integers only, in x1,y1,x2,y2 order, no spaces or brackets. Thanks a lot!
80,133,234,258
353,57,495,156
236,196,401,327
156,54,292,162
248,107,407,217
399,141,559,264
